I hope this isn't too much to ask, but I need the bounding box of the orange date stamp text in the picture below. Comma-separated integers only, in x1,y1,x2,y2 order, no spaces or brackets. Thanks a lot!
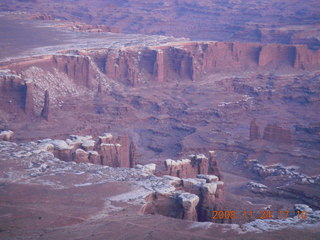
212,210,308,220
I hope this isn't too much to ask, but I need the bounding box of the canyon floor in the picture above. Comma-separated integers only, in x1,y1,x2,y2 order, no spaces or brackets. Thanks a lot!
0,3,320,240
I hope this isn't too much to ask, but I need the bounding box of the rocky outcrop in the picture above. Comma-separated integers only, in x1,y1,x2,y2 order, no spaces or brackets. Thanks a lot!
180,176,224,222
164,152,223,181
37,133,136,168
0,130,14,141
164,154,209,178
159,153,224,222
97,134,136,168
99,143,121,166
244,159,317,184
88,151,100,164
41,90,50,120
136,163,157,175
0,73,34,114
177,192,199,221
143,174,224,222
72,148,89,163
208,151,223,181
246,179,320,209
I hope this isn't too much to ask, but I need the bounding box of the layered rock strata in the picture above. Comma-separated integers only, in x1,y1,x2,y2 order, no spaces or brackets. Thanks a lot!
38,133,136,168
142,174,224,222
0,73,34,115
1,41,319,121
164,152,222,180
99,42,320,85
248,120,293,145
164,154,209,178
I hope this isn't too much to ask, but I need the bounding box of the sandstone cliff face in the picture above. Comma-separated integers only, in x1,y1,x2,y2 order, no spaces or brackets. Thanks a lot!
294,45,320,70
0,73,34,114
2,42,319,119
248,120,292,145
263,124,292,145
97,134,136,168
103,48,158,86
99,42,320,86
52,55,94,88
258,44,296,68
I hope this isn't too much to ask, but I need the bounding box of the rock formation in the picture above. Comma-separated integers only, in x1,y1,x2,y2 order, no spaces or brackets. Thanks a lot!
294,45,320,70
263,124,292,145
38,133,136,168
164,154,209,178
23,80,34,114
99,143,121,166
249,119,260,141
0,132,319,239
129,141,137,168
41,90,50,120
208,151,223,181
0,73,34,114
0,130,14,141
52,55,94,88
72,148,89,163
156,152,224,221
177,192,199,221
97,42,320,86
258,44,296,68
142,174,224,222
164,152,222,181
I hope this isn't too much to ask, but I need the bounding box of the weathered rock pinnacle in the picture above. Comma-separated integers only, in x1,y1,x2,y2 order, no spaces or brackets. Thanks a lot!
41,90,50,120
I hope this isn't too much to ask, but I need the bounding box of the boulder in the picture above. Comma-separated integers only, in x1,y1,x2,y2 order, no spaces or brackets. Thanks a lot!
0,130,14,141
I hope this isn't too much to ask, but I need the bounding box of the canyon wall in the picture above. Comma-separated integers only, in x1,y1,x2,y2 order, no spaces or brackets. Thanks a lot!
99,42,320,85
1,41,319,120
52,55,95,88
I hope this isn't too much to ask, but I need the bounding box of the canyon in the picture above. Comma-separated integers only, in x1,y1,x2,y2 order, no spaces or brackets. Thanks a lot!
0,2,320,240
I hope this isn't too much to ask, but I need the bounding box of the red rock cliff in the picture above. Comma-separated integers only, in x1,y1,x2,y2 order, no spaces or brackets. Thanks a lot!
0,74,34,114
99,42,320,85
52,55,94,88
